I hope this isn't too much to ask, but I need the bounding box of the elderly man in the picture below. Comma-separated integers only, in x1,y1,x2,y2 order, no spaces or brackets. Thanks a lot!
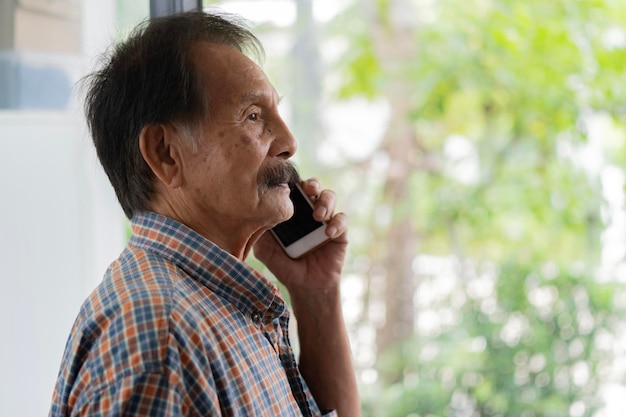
49,11,359,417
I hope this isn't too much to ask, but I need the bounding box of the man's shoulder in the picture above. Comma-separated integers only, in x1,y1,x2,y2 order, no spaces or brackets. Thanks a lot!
79,244,234,351
85,245,178,317
73,246,179,357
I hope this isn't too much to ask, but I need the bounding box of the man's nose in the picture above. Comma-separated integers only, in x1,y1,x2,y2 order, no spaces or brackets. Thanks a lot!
269,116,297,158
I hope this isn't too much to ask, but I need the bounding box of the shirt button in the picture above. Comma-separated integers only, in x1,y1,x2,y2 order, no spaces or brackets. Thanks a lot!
251,311,262,324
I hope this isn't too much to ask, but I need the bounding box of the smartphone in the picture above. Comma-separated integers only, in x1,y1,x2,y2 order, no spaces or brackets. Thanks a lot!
271,182,330,259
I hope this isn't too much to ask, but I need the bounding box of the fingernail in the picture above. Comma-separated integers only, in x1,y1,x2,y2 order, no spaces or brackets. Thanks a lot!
315,206,327,219
327,226,337,238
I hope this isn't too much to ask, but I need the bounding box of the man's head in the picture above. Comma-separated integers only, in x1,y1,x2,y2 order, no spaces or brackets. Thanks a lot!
84,12,265,219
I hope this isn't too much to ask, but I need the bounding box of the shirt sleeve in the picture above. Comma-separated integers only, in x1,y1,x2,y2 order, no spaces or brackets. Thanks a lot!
71,372,186,417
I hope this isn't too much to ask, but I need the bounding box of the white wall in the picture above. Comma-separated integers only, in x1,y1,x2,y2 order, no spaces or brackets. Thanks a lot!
0,111,126,416
0,2,136,415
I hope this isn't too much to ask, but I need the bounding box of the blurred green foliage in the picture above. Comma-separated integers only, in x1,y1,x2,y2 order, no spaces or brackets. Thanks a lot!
326,0,626,415
361,262,622,416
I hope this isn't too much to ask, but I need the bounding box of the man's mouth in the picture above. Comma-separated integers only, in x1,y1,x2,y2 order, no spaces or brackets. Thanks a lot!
260,162,300,189
267,175,289,188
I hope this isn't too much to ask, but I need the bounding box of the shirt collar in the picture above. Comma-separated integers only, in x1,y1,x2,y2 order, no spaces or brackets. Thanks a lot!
129,211,286,322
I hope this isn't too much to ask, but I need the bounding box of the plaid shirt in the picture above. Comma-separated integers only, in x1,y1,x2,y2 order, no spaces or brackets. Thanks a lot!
50,211,334,417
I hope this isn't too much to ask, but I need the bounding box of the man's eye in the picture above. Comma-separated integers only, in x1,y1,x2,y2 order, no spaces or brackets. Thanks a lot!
247,113,259,121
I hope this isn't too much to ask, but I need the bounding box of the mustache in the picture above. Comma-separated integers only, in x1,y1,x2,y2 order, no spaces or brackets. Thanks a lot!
259,161,301,188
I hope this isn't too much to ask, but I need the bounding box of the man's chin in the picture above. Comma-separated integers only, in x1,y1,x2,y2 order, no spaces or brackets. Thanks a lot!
276,204,294,223
274,200,295,225
258,193,293,222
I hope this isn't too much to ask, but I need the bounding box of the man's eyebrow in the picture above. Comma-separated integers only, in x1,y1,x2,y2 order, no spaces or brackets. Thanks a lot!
241,90,283,105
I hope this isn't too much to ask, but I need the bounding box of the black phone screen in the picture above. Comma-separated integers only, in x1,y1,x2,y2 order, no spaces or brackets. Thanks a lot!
272,186,324,246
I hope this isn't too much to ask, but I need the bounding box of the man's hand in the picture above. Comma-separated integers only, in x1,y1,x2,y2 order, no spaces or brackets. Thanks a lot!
253,178,349,293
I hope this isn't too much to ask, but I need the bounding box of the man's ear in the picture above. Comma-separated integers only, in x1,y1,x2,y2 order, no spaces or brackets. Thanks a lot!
139,124,184,188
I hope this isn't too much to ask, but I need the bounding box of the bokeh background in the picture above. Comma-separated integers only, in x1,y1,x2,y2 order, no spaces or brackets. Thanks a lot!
1,1,625,416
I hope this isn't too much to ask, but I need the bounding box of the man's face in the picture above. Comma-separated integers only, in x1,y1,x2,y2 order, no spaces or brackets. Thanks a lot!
179,42,298,235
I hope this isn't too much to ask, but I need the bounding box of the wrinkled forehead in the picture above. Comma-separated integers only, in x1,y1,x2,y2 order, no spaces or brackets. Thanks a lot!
190,41,276,100
191,41,267,84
